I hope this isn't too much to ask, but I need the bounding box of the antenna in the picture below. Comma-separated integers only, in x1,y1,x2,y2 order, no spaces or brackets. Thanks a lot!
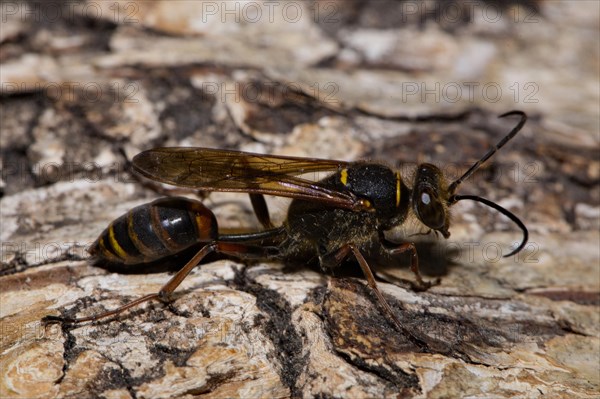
448,111,527,195
449,194,528,257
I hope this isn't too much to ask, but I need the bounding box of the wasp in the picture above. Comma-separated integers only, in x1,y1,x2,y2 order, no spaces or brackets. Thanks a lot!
43,111,528,337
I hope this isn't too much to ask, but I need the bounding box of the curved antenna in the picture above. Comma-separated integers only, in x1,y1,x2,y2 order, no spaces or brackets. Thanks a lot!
449,194,528,257
448,111,527,195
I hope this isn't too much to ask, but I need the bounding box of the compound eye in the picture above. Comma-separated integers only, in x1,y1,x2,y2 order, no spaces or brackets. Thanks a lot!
415,188,446,230
421,192,431,205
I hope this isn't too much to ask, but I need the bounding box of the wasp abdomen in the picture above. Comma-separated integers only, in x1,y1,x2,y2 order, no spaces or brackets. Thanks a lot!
89,197,218,265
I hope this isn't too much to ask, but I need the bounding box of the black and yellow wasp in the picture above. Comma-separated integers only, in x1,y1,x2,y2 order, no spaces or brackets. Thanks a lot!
44,111,528,337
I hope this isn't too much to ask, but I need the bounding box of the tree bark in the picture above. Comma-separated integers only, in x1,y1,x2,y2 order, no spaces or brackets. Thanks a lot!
1,1,598,398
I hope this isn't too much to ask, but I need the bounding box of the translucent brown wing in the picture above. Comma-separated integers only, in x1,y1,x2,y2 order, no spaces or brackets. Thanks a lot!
132,147,365,209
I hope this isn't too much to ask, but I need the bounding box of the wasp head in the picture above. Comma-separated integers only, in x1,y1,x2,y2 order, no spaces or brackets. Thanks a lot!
412,163,451,238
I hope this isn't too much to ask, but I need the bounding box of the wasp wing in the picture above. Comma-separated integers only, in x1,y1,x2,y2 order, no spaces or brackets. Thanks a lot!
132,147,363,209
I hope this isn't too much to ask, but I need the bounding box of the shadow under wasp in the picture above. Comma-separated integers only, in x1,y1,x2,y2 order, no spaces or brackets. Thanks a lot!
43,111,529,342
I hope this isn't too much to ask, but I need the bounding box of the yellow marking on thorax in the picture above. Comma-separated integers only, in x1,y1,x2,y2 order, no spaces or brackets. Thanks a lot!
395,172,401,207
108,224,128,259
340,168,348,186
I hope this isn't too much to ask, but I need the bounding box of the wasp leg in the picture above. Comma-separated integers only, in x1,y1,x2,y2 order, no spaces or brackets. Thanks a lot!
156,241,275,303
249,193,274,229
42,242,276,325
319,244,429,350
235,152,272,228
383,242,440,291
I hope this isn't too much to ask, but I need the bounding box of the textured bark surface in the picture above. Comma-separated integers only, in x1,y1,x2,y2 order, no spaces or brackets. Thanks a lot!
1,1,599,398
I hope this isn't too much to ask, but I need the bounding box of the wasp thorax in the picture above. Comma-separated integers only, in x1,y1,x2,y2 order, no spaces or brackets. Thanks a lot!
413,163,450,238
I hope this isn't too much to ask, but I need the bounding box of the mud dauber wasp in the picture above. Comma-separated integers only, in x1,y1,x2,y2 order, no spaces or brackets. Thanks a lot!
43,111,528,341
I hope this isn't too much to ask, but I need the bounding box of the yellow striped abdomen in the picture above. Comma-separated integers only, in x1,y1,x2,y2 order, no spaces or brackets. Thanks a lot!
88,197,218,265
